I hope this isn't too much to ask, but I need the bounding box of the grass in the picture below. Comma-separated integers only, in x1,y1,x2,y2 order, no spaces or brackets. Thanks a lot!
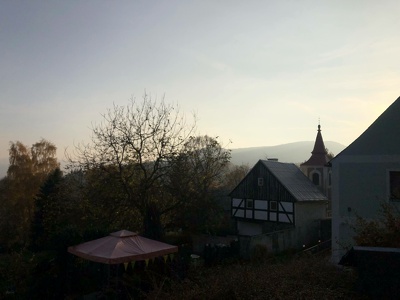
145,252,368,300
0,249,368,299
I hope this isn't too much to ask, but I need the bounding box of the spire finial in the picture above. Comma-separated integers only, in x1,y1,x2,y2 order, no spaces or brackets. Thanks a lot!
318,118,321,131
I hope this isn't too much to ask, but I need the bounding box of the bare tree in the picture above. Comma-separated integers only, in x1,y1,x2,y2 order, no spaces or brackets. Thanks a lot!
223,163,250,191
68,94,196,238
325,147,335,160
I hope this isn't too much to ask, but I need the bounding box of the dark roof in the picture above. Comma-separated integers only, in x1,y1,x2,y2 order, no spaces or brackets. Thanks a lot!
334,96,400,157
260,160,328,202
339,246,400,267
301,125,329,166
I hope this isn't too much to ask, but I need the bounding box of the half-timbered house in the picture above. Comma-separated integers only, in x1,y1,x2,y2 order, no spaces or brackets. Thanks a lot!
230,159,329,254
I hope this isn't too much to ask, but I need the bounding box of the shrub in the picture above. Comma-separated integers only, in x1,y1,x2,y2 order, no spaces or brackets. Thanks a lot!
353,202,400,248
250,244,270,263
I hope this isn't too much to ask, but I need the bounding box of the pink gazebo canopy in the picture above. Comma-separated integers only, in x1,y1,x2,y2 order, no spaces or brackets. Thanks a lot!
67,230,178,264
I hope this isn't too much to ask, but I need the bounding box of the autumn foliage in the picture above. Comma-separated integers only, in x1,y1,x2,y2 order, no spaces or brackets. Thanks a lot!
353,202,400,248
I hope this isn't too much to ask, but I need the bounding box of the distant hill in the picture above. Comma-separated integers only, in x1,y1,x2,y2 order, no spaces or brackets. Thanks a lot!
230,141,346,167
0,141,346,178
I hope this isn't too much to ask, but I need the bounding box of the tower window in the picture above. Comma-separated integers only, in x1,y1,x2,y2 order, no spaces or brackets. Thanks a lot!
312,173,320,185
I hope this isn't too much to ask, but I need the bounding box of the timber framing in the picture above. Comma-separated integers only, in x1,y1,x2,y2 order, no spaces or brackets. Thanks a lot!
230,160,328,226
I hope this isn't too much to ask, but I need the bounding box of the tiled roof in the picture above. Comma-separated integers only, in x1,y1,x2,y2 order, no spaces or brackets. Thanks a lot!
260,160,328,202
301,125,329,166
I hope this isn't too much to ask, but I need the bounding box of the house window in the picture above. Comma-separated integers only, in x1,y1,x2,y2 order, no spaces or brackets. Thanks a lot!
270,201,277,211
246,199,254,208
389,171,400,201
258,178,264,186
312,172,320,186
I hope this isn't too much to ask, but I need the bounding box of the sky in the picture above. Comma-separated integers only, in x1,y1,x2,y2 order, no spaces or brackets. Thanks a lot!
1,1,400,170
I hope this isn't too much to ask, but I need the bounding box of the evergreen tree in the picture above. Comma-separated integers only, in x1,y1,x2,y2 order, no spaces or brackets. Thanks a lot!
30,168,63,251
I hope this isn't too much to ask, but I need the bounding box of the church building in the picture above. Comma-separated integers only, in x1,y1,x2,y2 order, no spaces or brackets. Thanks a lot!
300,124,332,203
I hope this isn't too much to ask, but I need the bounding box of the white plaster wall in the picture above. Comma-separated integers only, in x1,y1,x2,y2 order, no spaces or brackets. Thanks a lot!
294,202,327,246
248,228,297,254
331,155,400,263
237,220,263,236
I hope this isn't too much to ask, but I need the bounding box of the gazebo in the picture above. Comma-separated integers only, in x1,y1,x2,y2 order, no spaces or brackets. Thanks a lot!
68,230,178,264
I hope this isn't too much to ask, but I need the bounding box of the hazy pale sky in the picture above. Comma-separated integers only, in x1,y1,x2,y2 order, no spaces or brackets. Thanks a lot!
1,1,399,164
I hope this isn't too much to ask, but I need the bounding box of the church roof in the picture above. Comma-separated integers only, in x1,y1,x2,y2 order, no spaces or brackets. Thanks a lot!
335,96,400,157
301,125,329,166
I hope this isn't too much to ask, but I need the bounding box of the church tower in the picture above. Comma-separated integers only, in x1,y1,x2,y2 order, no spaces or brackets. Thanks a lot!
300,124,331,201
